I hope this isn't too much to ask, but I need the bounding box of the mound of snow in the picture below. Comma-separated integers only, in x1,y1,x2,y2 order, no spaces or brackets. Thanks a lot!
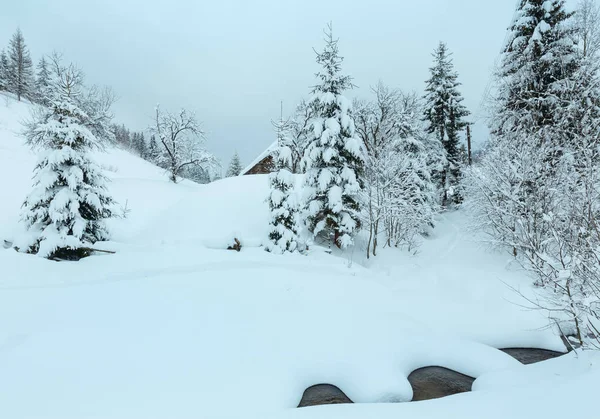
135,174,271,248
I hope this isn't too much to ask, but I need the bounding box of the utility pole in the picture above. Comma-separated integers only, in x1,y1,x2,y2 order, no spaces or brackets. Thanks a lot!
467,125,472,166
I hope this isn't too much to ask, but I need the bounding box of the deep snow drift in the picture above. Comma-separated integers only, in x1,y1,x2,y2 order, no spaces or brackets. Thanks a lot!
0,94,598,419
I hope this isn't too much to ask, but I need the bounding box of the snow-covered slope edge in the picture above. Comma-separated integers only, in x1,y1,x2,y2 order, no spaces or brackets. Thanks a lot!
0,93,272,247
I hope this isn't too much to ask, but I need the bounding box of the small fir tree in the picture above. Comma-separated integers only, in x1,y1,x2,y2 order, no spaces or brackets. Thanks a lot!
35,56,51,104
226,151,243,177
266,118,301,254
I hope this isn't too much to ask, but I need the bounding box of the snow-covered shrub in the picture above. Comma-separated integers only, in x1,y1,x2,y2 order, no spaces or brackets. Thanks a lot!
355,83,439,257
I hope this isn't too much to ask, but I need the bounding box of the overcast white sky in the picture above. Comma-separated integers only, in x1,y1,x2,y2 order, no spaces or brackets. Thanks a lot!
0,0,580,169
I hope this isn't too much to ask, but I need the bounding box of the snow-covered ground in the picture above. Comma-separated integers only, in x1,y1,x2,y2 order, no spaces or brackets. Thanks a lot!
0,94,598,418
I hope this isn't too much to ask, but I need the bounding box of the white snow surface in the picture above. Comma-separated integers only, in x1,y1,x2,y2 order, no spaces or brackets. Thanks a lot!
0,94,597,419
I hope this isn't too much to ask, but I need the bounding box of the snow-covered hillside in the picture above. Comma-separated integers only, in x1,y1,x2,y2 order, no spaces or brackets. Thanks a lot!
0,94,598,419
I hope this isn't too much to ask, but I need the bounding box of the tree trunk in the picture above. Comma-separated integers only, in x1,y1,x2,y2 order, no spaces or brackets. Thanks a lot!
366,224,372,260
373,218,379,257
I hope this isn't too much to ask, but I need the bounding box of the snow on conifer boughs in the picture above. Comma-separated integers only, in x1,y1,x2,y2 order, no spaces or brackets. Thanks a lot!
493,0,579,139
0,50,9,91
35,56,51,105
226,151,243,177
16,62,115,259
265,118,301,254
301,24,364,249
422,42,469,206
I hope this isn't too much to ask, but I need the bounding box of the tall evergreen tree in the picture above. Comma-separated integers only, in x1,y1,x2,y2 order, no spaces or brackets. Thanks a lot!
131,132,147,157
7,28,34,101
301,24,363,249
0,50,9,91
138,133,147,159
15,61,115,260
422,42,470,206
493,0,579,137
148,134,159,163
35,56,51,104
225,151,243,177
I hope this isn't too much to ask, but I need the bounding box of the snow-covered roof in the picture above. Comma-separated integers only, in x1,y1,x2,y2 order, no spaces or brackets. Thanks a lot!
241,141,278,175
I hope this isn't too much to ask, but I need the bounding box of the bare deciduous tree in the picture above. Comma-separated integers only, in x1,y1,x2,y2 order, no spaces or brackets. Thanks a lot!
287,100,312,174
355,82,439,258
576,0,600,59
152,105,216,183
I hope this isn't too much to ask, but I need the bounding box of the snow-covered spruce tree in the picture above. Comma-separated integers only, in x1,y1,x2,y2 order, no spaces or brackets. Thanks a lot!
35,56,51,105
7,28,34,101
17,62,115,260
0,50,9,91
265,118,301,254
301,24,364,249
422,42,470,206
226,151,243,177
355,83,438,258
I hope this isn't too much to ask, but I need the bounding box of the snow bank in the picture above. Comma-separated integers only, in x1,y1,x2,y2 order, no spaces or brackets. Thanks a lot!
0,245,553,419
135,174,271,248
267,352,600,419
